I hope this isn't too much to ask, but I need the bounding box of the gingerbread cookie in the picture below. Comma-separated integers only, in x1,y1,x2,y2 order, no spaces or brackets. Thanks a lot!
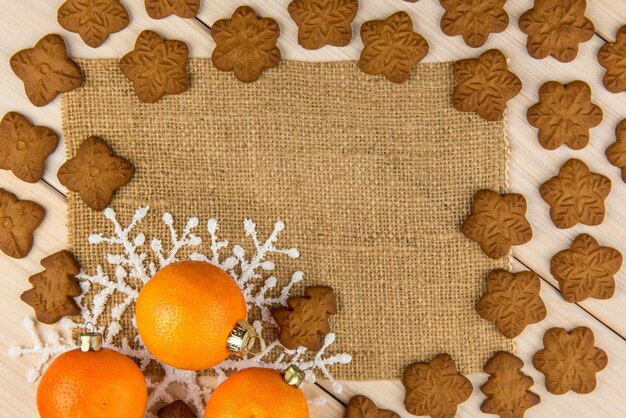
539,159,611,229
120,30,189,103
481,351,540,418
519,0,594,62
453,49,522,121
359,12,429,84
20,250,82,324
157,400,196,418
533,327,608,394
58,0,130,48
462,190,533,259
476,269,547,338
288,0,359,50
551,234,622,303
0,112,59,183
606,120,626,181
439,0,509,48
402,353,472,418
0,189,45,259
345,395,400,418
57,136,133,211
10,34,83,107
272,286,337,351
211,6,281,83
598,25,626,93
527,81,603,150
145,0,200,19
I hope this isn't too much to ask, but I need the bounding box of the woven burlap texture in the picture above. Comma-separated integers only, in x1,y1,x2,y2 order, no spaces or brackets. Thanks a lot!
62,59,515,380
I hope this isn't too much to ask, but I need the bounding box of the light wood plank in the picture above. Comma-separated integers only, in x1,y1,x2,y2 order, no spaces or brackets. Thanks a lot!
0,171,68,418
587,1,626,40
1,1,624,416
318,259,626,417
0,0,215,193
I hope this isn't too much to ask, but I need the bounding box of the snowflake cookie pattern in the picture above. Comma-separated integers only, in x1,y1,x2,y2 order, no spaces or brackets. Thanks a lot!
476,269,547,338
402,353,472,418
551,234,622,303
211,6,281,83
598,25,626,94
461,190,533,259
606,119,626,181
288,0,359,50
519,0,594,63
453,49,522,121
539,159,611,229
145,0,201,19
527,81,603,150
10,207,351,417
345,395,400,418
439,0,509,48
57,0,130,48
359,11,429,84
533,327,608,394
119,30,190,103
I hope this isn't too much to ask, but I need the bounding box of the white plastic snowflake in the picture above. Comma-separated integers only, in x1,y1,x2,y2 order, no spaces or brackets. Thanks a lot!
10,206,351,417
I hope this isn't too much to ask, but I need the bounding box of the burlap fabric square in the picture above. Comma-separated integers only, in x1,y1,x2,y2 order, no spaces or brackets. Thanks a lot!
62,59,514,380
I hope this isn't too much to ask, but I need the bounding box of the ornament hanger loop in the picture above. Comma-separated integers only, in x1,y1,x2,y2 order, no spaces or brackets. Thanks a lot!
84,321,95,334
246,335,264,356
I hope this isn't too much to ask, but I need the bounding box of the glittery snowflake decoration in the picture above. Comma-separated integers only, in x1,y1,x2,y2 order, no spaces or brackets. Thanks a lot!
10,206,351,416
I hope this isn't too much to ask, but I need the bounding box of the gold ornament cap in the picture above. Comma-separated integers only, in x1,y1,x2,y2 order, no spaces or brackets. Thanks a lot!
284,364,306,387
79,323,102,352
226,320,261,356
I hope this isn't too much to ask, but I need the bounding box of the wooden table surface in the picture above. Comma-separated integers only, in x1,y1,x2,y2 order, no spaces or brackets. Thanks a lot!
1,1,625,417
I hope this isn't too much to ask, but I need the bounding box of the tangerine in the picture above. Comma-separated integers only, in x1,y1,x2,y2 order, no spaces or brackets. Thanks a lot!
37,348,147,418
136,261,247,370
204,368,309,418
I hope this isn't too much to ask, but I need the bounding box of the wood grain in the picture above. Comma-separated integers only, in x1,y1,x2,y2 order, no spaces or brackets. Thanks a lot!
1,0,624,417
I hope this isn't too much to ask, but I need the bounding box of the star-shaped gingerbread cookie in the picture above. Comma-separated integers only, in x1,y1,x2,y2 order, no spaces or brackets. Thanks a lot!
0,112,59,183
402,353,472,418
476,269,547,338
359,11,429,84
288,0,358,50
10,34,83,107
539,159,611,229
345,395,400,418
119,30,190,103
551,234,622,302
453,49,522,121
598,25,626,94
57,0,130,48
57,136,133,211
461,190,533,259
439,0,509,48
533,327,607,394
0,189,45,259
606,120,626,181
211,6,281,83
145,0,200,19
519,0,594,62
527,81,603,150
